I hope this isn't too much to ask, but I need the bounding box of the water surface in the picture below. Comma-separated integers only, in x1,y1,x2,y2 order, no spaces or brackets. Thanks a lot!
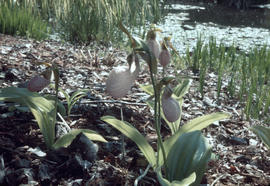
158,1,270,54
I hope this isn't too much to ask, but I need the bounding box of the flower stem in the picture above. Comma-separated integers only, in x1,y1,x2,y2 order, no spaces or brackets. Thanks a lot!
149,68,168,176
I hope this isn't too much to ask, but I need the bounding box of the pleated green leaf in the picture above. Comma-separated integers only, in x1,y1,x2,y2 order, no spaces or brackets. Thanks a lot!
156,167,196,186
159,112,230,165
174,79,192,98
166,131,211,186
0,87,55,148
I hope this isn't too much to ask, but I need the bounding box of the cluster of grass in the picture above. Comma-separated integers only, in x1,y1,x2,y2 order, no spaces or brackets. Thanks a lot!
183,36,270,121
0,0,161,43
43,0,161,43
0,0,49,40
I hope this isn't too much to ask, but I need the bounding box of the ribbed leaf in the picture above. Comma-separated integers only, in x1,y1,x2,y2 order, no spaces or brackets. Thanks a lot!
174,79,192,98
250,125,270,149
139,84,154,95
156,167,196,186
53,129,107,149
0,87,55,148
159,112,230,165
178,112,230,135
101,115,156,167
166,131,211,185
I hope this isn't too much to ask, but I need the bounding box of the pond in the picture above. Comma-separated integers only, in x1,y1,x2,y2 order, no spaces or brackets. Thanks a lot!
158,0,270,54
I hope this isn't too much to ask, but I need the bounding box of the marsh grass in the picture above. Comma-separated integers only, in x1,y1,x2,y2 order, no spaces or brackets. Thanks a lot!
0,0,49,40
182,37,270,121
38,0,161,43
0,0,161,43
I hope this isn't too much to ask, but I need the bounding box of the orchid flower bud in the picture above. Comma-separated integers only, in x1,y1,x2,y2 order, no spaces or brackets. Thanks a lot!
162,85,180,122
159,42,171,68
146,30,160,59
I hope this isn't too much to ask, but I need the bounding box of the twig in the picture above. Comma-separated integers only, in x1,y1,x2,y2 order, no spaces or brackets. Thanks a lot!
210,174,228,186
120,105,125,160
134,164,151,186
57,113,71,131
78,99,147,106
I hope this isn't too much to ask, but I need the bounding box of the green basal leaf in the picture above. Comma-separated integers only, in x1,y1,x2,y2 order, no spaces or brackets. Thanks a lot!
70,89,88,102
44,95,66,116
250,125,270,149
179,112,230,134
159,112,230,165
139,84,154,95
0,87,55,148
53,129,107,149
166,131,211,185
58,87,70,104
174,79,192,98
69,90,88,115
101,115,156,167
156,168,196,186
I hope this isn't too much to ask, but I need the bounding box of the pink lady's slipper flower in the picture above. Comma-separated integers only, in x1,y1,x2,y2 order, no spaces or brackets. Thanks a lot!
27,75,50,92
159,42,171,68
162,85,180,122
106,54,140,98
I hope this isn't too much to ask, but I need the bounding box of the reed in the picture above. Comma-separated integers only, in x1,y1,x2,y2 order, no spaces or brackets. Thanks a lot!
0,0,49,40
183,36,270,121
0,0,161,43
39,0,161,43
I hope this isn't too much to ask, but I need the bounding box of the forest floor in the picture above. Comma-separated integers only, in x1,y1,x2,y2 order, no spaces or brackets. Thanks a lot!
0,34,269,185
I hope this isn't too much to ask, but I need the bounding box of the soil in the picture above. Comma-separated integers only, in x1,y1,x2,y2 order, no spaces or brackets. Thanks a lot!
0,34,269,185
